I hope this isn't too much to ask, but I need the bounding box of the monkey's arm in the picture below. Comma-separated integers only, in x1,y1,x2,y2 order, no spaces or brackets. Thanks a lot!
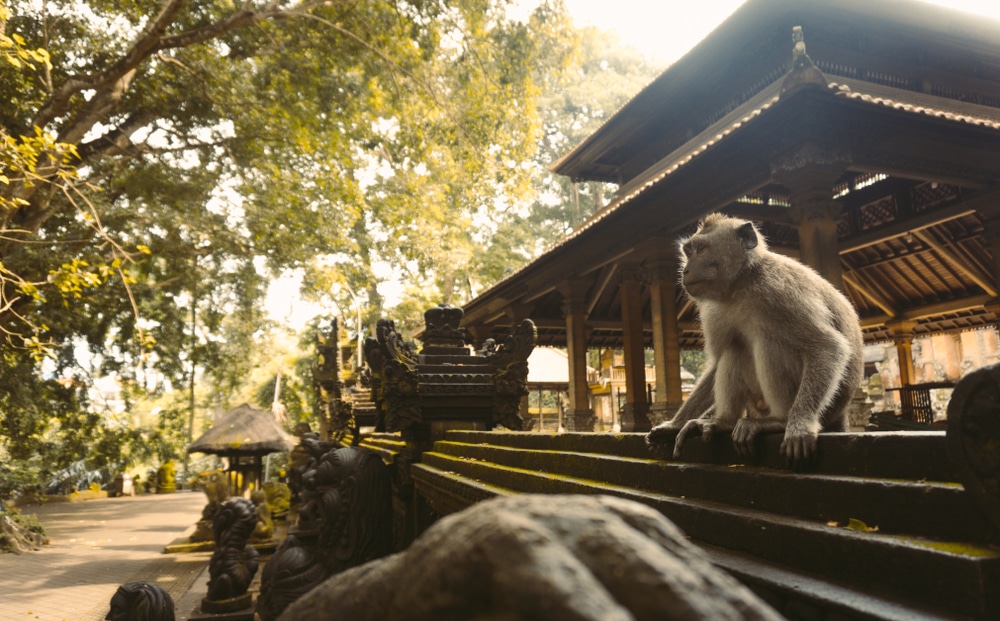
649,365,717,436
780,328,851,464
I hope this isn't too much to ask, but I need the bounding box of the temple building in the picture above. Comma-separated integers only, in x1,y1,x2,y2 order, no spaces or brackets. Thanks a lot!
460,0,1000,431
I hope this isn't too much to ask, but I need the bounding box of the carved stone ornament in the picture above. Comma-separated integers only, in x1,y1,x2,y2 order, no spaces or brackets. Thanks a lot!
371,308,535,432
314,318,356,441
277,494,785,621
105,581,175,621
257,445,394,621
422,303,468,351
201,497,260,613
377,318,421,431
362,335,387,431
946,362,1000,541
482,318,537,430
189,469,230,543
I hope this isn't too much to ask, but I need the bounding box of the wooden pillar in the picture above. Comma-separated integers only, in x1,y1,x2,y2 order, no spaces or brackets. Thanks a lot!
887,320,918,388
645,253,683,426
618,264,651,431
772,156,848,291
560,280,595,432
797,209,844,291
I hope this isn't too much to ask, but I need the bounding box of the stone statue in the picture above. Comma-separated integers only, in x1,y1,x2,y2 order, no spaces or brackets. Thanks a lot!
105,580,174,621
201,497,260,614
250,488,274,541
257,445,393,621
314,318,356,441
287,427,336,509
947,362,1000,540
263,480,291,519
189,469,229,543
156,460,176,494
278,494,785,621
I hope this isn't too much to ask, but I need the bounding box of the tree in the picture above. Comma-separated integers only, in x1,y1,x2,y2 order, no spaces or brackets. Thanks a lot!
0,0,573,497
464,24,664,299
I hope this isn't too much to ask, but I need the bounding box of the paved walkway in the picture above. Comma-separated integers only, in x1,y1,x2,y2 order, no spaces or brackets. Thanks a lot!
0,491,208,621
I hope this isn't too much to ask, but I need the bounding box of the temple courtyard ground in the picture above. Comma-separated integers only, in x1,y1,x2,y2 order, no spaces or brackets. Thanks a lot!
0,491,207,621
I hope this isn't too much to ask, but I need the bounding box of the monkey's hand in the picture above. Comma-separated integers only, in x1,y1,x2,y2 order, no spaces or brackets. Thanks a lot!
673,418,717,459
647,405,716,456
647,419,683,448
780,429,818,467
731,418,759,458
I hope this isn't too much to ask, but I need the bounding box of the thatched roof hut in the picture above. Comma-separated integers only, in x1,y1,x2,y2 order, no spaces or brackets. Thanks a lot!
188,403,295,493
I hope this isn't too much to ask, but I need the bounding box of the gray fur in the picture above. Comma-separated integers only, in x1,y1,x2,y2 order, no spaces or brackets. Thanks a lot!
650,213,863,466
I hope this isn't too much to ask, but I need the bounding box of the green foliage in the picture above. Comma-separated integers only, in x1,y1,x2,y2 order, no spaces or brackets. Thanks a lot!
680,349,708,380
0,0,661,500
0,506,47,553
465,22,664,301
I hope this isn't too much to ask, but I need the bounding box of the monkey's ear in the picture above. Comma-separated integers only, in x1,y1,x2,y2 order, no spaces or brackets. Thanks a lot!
737,222,758,250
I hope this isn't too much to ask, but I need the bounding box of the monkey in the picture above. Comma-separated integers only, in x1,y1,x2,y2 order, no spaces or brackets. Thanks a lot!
647,213,863,467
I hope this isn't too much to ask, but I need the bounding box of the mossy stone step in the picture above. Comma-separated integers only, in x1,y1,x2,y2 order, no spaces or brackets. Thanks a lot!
413,454,1000,619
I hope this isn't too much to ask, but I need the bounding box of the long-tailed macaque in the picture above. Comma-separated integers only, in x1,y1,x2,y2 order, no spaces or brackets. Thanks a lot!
647,213,863,466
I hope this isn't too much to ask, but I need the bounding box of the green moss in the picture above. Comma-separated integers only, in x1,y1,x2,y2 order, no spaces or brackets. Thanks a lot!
892,536,999,557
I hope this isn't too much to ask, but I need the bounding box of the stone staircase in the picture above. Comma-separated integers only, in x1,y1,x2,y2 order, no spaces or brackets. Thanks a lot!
397,429,999,621
349,386,379,428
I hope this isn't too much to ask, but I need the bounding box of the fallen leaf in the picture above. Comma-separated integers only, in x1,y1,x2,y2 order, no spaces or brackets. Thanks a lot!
846,518,879,532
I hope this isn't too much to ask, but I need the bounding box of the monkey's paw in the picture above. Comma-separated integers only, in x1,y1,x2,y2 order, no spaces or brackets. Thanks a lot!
673,419,717,459
646,421,684,458
731,418,759,458
780,431,818,467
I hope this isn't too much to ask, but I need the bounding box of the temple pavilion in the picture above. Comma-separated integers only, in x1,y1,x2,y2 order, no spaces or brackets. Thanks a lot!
459,0,1000,431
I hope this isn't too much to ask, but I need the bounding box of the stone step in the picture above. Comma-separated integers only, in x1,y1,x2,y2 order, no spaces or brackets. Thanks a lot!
427,440,993,544
413,431,1000,619
417,379,495,389
354,433,406,463
411,464,974,621
419,354,490,365
418,364,493,375
441,429,958,482
703,545,964,621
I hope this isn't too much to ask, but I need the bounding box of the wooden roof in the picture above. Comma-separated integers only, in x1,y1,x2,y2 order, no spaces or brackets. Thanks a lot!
552,0,1000,184
462,0,1000,351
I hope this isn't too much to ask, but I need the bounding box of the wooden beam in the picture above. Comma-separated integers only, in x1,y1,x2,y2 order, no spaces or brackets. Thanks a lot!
842,271,898,317
837,207,976,254
911,229,998,298
586,265,618,318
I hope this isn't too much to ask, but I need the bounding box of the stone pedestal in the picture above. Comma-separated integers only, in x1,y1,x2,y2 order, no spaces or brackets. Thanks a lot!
648,401,680,427
563,408,596,432
620,402,652,432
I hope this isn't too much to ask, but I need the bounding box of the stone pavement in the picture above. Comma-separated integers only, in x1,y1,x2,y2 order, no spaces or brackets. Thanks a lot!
0,491,208,621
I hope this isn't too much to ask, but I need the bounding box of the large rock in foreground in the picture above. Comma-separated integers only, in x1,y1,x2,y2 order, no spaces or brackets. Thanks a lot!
279,494,783,621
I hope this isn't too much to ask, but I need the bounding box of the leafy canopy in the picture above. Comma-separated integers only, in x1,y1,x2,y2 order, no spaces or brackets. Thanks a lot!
0,0,579,497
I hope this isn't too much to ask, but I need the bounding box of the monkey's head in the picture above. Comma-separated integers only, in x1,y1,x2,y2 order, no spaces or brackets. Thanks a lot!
678,214,766,300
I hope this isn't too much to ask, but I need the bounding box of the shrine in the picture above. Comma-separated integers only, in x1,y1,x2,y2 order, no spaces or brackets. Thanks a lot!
187,403,296,495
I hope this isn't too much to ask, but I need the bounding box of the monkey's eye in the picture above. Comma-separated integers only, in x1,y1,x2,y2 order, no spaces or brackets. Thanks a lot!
682,242,693,256
685,241,706,256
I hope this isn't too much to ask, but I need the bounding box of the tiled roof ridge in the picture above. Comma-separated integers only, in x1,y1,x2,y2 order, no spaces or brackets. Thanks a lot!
828,82,1000,130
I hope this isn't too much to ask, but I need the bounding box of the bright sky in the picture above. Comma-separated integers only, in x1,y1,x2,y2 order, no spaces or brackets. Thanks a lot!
561,0,1000,64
